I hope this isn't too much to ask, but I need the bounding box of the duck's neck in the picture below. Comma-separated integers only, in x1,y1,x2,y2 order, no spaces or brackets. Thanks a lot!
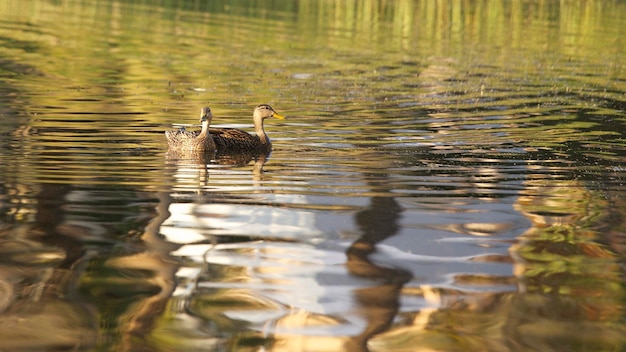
199,119,210,137
199,119,216,150
254,117,270,145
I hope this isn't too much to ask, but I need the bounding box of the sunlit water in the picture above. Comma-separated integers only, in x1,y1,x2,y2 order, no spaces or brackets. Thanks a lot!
0,0,625,351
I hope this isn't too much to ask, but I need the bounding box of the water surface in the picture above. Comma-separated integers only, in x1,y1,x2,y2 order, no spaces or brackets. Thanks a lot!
0,0,625,351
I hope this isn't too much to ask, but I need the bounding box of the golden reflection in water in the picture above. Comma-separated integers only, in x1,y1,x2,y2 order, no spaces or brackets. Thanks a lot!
0,184,98,349
105,191,180,351
509,180,624,349
1,0,622,120
0,181,195,350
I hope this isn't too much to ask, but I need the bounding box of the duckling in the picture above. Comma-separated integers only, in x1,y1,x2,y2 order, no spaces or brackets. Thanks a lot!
210,104,285,151
165,107,216,152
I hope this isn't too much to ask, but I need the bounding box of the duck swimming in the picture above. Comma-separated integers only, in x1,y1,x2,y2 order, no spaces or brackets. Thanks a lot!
210,104,285,151
165,106,216,152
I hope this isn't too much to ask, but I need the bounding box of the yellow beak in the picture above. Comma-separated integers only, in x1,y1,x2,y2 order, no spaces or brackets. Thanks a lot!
273,112,286,120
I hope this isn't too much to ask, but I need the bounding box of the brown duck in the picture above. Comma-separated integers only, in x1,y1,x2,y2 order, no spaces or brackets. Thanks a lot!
165,107,216,152
210,104,285,151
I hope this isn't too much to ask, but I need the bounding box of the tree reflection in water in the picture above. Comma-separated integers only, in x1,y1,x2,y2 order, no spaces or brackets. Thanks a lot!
346,188,412,351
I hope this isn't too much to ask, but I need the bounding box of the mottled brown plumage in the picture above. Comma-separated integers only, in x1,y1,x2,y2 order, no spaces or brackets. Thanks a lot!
165,107,216,152
210,104,285,152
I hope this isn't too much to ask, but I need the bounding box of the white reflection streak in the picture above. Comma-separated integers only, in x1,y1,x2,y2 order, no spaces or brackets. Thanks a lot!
162,196,324,244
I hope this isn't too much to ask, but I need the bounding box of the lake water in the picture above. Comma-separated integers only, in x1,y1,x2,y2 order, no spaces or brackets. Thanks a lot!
0,0,625,351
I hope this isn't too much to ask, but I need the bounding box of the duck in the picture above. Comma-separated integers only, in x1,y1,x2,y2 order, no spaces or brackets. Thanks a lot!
210,104,285,151
165,106,216,152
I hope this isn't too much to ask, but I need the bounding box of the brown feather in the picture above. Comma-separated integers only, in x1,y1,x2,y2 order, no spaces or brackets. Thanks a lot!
209,128,265,150
209,104,284,152
165,107,216,152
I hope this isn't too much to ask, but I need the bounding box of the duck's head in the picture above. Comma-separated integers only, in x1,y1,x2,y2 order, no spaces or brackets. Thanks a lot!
254,104,285,120
200,106,213,123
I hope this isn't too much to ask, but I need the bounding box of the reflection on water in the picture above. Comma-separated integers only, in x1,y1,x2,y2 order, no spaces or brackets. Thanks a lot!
0,0,625,350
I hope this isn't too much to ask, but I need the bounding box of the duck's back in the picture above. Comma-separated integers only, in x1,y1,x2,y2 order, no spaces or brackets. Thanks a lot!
165,127,197,146
210,128,263,150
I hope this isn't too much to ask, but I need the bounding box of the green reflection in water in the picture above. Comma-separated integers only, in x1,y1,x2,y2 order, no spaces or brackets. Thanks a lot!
0,0,624,351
